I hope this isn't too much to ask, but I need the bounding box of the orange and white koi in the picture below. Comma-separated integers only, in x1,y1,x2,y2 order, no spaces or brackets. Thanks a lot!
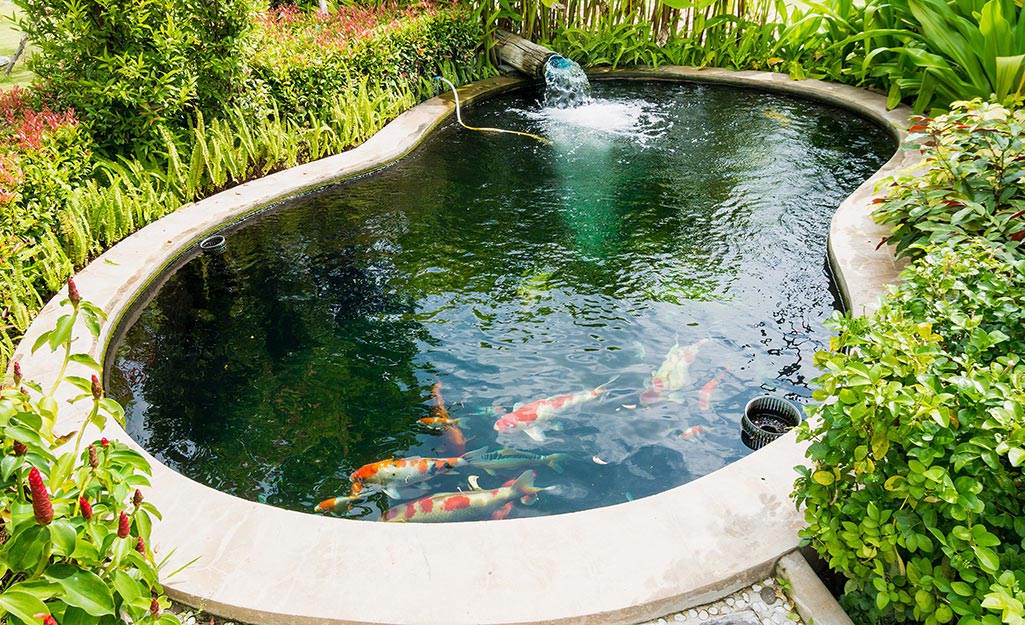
315,482,367,513
698,368,729,411
494,376,618,442
640,338,711,405
680,425,705,439
382,470,551,523
418,382,462,429
350,447,485,499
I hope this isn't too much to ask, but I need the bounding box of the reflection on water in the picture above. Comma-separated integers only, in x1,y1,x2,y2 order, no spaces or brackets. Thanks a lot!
110,82,893,520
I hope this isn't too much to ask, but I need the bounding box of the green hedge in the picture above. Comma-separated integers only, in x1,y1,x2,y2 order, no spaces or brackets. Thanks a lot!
253,6,482,119
794,100,1025,625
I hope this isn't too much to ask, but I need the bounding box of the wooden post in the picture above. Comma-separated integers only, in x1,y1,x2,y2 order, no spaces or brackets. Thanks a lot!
495,29,557,79
4,36,28,78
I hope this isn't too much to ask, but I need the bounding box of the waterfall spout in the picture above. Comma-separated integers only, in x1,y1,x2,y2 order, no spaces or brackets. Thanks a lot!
543,55,591,109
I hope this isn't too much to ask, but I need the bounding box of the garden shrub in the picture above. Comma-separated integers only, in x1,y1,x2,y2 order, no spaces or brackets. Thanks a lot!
793,240,1025,625
14,0,262,153
0,283,182,625
874,99,1025,259
253,3,482,119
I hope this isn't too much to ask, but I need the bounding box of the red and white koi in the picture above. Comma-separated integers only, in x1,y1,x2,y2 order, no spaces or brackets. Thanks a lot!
640,338,711,405
350,447,485,499
382,470,550,523
494,376,618,442
698,368,730,411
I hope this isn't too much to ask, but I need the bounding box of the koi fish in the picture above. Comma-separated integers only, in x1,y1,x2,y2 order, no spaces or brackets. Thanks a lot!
315,482,367,513
351,447,485,499
680,425,705,439
418,382,462,429
698,368,730,411
382,470,551,523
441,424,467,455
640,338,711,405
494,376,618,442
467,448,567,475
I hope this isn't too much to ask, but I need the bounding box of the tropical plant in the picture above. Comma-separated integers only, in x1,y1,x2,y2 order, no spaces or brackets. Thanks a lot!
794,240,1025,625
1,282,183,625
873,98,1025,259
837,0,1025,112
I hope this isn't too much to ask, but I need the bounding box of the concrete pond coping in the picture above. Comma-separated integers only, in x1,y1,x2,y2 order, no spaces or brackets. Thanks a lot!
12,68,920,625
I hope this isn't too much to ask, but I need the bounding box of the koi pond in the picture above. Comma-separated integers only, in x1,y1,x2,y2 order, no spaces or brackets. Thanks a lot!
109,81,892,522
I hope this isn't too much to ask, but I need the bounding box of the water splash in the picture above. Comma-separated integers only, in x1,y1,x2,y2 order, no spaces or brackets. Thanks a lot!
543,55,591,109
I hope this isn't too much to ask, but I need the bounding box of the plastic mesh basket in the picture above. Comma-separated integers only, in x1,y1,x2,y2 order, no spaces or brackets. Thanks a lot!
741,396,803,450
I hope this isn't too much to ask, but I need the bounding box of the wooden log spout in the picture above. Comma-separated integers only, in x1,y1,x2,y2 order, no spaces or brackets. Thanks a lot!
496,29,558,79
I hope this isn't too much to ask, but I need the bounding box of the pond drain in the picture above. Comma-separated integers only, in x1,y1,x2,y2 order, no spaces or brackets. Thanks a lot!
199,234,227,255
741,396,803,450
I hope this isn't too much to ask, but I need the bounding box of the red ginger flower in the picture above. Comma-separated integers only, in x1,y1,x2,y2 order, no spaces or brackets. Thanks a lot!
133,488,143,508
12,361,21,384
28,467,53,525
67,278,80,305
13,440,27,455
149,598,160,616
79,497,93,520
118,511,130,538
100,437,109,448
136,535,146,554
34,613,58,625
88,444,98,468
91,374,103,400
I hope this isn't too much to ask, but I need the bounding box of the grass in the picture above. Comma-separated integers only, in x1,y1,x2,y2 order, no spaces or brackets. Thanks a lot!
0,0,34,88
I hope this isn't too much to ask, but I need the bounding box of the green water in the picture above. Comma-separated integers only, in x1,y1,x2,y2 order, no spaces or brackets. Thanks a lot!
110,81,893,521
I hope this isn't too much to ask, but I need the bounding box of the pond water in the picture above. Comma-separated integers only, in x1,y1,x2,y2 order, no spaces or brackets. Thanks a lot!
109,81,893,521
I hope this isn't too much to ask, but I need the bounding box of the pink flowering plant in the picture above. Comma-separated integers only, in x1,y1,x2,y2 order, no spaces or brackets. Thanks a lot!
0,280,181,625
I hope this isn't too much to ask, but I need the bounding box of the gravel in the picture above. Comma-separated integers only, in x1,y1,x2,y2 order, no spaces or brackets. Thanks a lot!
636,578,801,625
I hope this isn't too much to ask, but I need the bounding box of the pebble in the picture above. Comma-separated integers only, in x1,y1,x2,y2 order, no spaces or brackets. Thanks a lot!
675,614,686,622
725,598,735,607
658,619,666,625
759,587,778,605
699,610,708,620
708,607,718,615
689,610,698,618
752,583,762,592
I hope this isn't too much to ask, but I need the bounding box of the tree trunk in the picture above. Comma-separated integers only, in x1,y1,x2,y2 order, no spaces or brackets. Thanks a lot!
495,29,557,79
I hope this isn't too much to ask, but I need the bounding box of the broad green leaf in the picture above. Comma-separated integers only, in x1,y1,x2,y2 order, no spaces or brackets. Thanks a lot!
813,470,835,485
6,524,51,571
45,565,115,616
974,545,1000,573
49,518,77,556
49,314,75,352
0,590,50,624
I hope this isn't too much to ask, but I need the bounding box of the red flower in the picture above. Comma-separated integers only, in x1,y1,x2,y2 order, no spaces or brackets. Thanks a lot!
67,278,80,305
91,374,103,400
118,511,130,538
133,489,144,508
28,467,53,525
12,361,21,385
149,598,160,616
33,613,58,625
136,535,146,554
101,437,110,448
80,497,93,520
88,444,98,468
13,440,27,455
